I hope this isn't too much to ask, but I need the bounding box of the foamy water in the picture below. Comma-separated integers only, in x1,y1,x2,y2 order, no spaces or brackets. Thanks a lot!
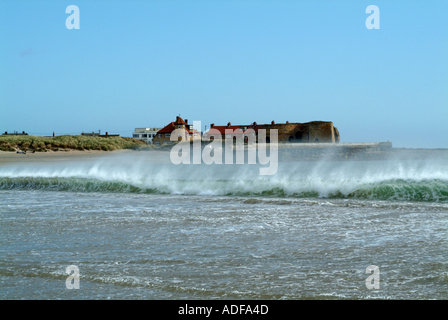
1,153,447,201
1,153,447,299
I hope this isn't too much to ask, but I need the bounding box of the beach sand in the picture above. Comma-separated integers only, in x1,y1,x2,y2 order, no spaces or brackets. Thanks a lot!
2,146,447,165
0,149,170,165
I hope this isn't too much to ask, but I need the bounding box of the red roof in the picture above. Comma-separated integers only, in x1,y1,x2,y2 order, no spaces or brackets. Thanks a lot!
158,122,176,134
207,123,257,135
157,116,198,134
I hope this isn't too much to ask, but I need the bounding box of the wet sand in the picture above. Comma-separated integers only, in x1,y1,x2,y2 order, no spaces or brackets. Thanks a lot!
0,150,170,165
2,145,447,165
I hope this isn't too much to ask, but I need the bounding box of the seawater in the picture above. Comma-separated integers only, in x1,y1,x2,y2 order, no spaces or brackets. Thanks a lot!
1,152,447,299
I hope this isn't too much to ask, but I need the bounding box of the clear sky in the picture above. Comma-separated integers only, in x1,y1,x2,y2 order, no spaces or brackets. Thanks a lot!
1,0,447,148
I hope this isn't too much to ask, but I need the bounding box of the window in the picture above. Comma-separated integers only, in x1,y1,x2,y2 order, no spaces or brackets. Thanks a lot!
133,134,139,138
158,134,161,138
165,133,171,138
194,133,198,137
142,134,147,138
155,142,160,145
178,125,182,129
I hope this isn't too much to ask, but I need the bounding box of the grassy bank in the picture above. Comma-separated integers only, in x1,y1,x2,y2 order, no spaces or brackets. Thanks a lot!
0,135,149,152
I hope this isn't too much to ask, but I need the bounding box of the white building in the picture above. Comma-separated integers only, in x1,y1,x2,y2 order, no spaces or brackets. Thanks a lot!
133,128,161,144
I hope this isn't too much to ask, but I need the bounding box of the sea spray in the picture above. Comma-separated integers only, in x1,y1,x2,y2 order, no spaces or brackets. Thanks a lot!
1,155,447,201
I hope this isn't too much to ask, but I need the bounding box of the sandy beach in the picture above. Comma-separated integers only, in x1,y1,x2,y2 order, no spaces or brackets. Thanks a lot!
0,149,171,165
2,145,448,165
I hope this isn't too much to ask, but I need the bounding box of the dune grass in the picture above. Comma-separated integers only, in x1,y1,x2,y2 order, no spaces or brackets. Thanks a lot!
0,135,149,152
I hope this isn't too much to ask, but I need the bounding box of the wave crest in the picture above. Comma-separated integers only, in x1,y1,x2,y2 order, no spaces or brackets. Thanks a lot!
1,177,447,202
1,158,447,202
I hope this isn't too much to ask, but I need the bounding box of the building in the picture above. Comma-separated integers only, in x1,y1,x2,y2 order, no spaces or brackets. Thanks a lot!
203,120,340,143
152,116,201,146
82,132,100,137
81,132,120,138
255,120,340,143
2,131,28,136
133,128,161,144
203,122,256,143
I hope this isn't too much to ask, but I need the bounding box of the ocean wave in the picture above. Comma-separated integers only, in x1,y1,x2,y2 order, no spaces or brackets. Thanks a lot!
0,177,447,202
1,159,447,202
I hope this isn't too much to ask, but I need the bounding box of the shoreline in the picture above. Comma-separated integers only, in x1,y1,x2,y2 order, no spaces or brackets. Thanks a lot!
1,145,448,165
0,149,168,164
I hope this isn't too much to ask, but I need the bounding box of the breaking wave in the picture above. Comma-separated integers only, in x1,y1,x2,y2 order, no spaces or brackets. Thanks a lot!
0,157,447,202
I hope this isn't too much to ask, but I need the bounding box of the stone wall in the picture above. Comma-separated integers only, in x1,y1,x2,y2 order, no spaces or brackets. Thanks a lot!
259,121,338,143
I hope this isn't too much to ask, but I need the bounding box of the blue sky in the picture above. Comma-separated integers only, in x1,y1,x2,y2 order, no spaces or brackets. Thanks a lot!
1,0,447,148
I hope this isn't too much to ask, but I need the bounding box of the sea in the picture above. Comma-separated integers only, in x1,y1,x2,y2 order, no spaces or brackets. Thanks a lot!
0,150,447,300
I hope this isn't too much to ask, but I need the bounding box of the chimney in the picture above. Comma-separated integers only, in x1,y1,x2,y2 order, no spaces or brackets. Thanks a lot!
106,132,108,136
185,119,188,124
286,121,289,124
22,131,25,134
253,122,257,126
227,122,231,127
210,123,214,128
53,132,55,137
271,121,275,125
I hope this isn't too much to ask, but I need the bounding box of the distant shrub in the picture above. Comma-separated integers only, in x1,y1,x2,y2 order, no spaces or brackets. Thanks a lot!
0,135,146,152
